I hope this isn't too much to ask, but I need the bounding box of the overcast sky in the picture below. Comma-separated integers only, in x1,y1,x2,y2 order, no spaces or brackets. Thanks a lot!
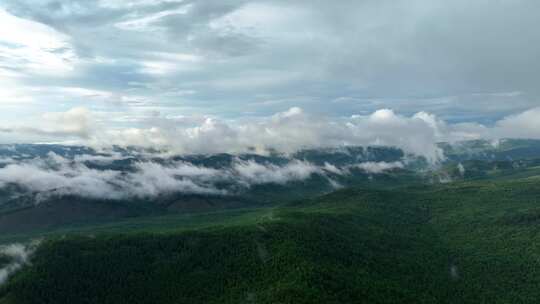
0,0,539,151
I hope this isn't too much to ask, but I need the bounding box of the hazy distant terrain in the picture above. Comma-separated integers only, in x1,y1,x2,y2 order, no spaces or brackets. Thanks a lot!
0,143,413,233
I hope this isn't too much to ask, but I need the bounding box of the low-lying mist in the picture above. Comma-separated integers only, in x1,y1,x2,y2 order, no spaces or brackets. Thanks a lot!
0,241,39,286
0,148,407,202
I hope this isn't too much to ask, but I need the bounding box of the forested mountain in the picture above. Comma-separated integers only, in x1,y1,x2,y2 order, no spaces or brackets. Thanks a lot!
1,140,540,303
3,175,540,303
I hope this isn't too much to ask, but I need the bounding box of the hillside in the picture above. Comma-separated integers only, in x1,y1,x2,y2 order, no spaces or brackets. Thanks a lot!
3,141,540,235
0,144,421,233
2,176,540,303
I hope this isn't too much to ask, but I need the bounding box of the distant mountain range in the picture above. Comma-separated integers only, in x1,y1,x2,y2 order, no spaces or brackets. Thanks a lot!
1,139,540,234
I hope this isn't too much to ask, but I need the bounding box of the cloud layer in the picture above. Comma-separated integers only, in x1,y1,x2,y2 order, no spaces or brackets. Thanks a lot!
3,107,540,165
0,242,39,285
0,1,539,169
0,0,539,130
0,150,406,201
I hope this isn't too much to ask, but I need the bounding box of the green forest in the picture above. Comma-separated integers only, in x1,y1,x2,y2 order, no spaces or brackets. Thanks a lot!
2,175,540,303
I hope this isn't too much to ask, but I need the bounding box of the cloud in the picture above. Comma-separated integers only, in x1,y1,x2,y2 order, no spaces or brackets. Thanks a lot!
91,107,450,163
0,157,15,165
352,161,405,174
322,162,343,175
125,161,226,197
0,154,125,200
0,107,94,141
41,107,94,138
493,108,540,139
0,8,75,76
0,150,414,201
2,106,540,164
0,153,318,200
0,0,539,126
233,159,321,186
0,241,39,286
457,163,465,176
0,153,225,200
73,152,127,164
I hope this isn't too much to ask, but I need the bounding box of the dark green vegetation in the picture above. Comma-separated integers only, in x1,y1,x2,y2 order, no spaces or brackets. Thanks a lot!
2,174,540,303
0,255,10,269
3,141,540,303
0,171,418,237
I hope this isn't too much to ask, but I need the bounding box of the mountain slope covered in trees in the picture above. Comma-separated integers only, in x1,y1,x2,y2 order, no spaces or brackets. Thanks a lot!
2,175,540,303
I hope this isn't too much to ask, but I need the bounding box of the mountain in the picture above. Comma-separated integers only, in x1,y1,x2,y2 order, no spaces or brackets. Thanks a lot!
2,140,540,303
2,140,540,233
0,144,418,233
2,175,540,303
439,138,540,161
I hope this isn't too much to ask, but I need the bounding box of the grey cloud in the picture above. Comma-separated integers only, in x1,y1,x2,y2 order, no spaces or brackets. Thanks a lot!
0,0,540,144
90,107,448,162
0,107,94,140
0,153,225,200
0,150,410,201
352,161,404,174
0,152,321,200
492,108,540,139
457,163,465,177
233,159,321,186
73,152,127,164
3,107,540,164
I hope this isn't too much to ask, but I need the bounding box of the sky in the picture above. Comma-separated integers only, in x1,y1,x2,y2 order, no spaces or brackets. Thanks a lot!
0,0,539,154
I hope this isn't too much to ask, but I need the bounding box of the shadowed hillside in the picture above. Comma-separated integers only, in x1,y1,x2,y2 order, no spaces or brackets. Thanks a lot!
2,176,540,303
